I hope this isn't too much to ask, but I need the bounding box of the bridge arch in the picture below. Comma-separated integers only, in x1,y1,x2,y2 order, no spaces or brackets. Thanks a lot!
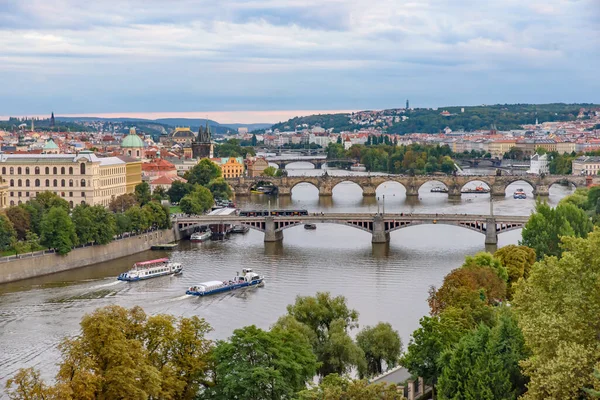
283,161,318,170
274,220,373,234
502,178,536,196
331,180,365,195
459,178,492,191
375,180,408,193
417,180,449,194
289,180,321,192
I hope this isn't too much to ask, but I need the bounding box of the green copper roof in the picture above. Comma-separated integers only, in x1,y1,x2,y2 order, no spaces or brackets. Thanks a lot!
121,133,144,148
43,139,59,149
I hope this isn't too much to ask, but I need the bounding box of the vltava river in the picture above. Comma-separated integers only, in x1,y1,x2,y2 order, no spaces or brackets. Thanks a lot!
0,163,573,387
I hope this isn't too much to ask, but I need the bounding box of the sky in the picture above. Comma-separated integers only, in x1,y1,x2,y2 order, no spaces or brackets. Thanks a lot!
0,0,599,123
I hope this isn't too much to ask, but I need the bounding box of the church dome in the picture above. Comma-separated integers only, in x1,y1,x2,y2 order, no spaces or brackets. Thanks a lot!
171,127,195,138
43,139,59,150
121,133,144,148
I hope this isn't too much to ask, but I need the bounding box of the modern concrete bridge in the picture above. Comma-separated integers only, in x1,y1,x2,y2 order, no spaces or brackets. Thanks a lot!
176,213,530,245
227,174,593,197
265,155,354,169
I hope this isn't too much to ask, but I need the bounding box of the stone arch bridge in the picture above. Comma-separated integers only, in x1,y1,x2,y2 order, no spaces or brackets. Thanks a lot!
266,157,355,169
227,174,593,197
176,213,529,246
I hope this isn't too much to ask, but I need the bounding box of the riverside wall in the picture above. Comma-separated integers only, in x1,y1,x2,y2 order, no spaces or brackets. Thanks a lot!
0,229,176,284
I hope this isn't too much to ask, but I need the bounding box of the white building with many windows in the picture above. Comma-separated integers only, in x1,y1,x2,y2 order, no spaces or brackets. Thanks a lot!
0,152,128,207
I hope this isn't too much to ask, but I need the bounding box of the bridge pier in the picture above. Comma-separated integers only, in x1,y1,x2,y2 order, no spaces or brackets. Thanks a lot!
533,185,549,197
319,185,333,196
264,217,283,242
372,215,390,244
491,184,506,197
447,185,462,197
485,218,498,245
362,185,376,197
406,186,419,197
278,186,291,196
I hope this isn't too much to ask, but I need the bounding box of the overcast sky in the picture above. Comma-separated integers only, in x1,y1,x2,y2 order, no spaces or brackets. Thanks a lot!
1,0,599,123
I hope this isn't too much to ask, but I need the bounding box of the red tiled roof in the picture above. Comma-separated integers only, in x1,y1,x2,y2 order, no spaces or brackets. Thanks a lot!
142,158,176,171
150,175,186,185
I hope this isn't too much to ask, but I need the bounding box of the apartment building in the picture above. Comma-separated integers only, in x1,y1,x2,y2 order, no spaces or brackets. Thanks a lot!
0,152,129,207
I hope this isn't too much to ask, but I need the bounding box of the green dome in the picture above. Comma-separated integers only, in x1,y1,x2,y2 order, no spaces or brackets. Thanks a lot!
121,133,144,148
43,139,59,150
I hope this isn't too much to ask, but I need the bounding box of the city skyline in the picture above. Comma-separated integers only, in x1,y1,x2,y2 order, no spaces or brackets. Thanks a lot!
1,0,599,118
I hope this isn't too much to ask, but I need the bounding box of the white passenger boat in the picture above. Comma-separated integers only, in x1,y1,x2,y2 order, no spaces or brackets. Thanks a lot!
117,258,182,281
190,231,211,242
186,268,264,297
350,163,367,172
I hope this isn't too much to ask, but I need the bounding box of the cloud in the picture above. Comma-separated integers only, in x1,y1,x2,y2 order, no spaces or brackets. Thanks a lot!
0,0,598,117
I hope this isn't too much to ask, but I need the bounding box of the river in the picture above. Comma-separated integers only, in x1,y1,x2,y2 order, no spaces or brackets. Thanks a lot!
0,163,574,388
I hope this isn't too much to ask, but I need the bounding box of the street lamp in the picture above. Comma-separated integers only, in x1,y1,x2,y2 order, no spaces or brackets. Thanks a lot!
382,194,385,215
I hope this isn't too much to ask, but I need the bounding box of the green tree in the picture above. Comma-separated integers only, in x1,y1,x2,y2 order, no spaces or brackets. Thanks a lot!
493,245,536,299
185,159,222,186
115,213,132,235
142,201,171,229
297,373,403,400
134,182,152,205
5,206,30,241
402,311,471,397
262,165,278,177
437,310,528,400
40,207,76,255
207,325,317,400
7,306,213,400
276,292,364,377
0,214,16,251
152,186,168,201
35,191,70,212
71,204,95,244
125,205,150,233
206,177,232,200
513,230,600,399
20,201,44,236
167,181,194,204
356,323,402,378
179,186,214,215
521,201,592,259
108,193,138,213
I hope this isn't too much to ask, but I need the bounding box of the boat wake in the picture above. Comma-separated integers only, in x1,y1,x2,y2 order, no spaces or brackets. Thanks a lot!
89,280,124,290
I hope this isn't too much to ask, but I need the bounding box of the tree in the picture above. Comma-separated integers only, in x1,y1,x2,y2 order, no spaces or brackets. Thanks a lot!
0,214,16,251
297,374,404,400
5,206,30,241
71,204,95,245
40,207,76,255
125,205,150,233
493,245,536,299
134,182,151,205
115,213,132,235
20,201,44,236
262,165,278,177
185,159,221,186
167,181,194,204
6,305,213,400
35,191,70,212
71,204,116,245
206,178,232,200
276,292,364,377
5,368,53,400
152,186,168,201
402,311,471,396
513,230,600,399
179,186,214,215
437,310,529,400
108,193,138,213
207,325,317,400
521,201,592,259
142,201,171,229
356,323,402,378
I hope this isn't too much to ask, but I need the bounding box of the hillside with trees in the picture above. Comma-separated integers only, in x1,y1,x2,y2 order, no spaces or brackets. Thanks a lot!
271,103,599,134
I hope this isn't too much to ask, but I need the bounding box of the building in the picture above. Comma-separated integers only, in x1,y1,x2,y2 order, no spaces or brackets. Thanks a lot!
528,153,549,175
246,157,269,177
141,158,177,179
211,157,244,178
167,127,196,145
192,123,214,159
116,155,143,194
0,152,127,207
0,178,8,209
555,140,576,155
149,175,187,193
572,156,600,176
515,139,557,156
42,139,60,154
120,128,145,159
488,139,516,158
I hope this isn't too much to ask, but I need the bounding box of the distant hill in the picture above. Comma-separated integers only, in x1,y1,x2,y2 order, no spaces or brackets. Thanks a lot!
56,117,270,134
271,103,600,134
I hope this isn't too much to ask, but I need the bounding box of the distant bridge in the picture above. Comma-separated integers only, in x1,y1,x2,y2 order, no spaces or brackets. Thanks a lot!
457,158,503,167
264,156,355,169
176,213,530,246
227,174,594,197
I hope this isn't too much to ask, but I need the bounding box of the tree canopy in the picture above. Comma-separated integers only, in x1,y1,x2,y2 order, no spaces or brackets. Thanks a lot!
185,159,222,186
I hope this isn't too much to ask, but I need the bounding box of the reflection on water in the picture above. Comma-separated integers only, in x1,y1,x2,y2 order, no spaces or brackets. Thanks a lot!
0,166,574,387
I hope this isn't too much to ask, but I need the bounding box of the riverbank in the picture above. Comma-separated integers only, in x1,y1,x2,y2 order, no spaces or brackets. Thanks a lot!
0,229,176,284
